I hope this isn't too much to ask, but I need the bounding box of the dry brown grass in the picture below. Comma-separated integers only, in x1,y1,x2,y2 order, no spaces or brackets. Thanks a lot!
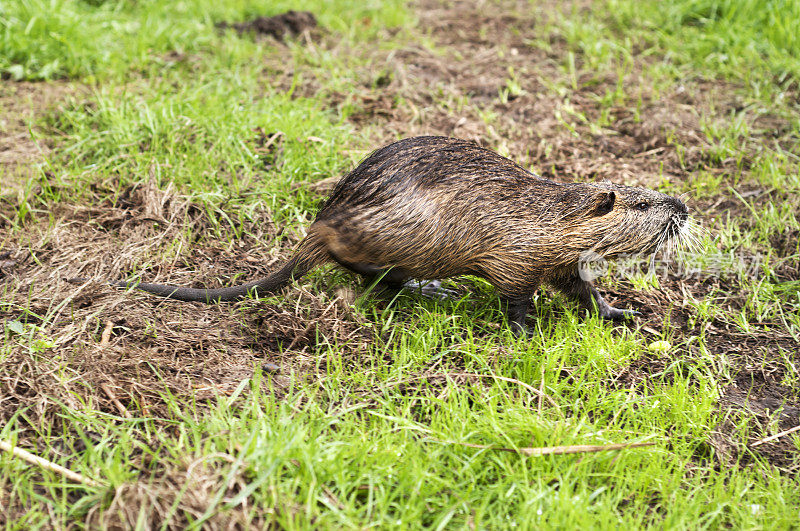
0,179,374,439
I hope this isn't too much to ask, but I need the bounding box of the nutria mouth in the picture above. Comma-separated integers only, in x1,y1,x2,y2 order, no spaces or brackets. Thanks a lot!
70,136,697,336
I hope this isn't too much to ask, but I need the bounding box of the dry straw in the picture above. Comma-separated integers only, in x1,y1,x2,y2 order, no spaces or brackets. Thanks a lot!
0,439,106,488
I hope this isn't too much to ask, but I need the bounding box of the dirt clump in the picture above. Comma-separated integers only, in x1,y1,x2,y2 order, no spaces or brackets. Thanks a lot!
217,10,317,40
722,371,799,429
770,228,800,258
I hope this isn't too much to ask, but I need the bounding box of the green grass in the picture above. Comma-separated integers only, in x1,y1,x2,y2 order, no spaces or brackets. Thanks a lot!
606,0,800,84
2,0,800,527
0,0,409,81
557,0,800,99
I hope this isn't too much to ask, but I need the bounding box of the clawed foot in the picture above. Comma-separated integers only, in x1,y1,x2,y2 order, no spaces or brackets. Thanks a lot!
401,279,459,301
402,279,459,301
599,306,642,321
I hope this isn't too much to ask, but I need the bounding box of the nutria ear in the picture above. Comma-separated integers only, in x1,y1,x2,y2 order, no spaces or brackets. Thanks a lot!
594,191,616,216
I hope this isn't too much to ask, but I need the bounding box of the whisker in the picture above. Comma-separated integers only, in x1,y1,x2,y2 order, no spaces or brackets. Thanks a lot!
649,225,670,272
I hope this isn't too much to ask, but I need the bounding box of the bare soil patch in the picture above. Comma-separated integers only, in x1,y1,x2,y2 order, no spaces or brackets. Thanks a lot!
601,269,799,472
330,0,713,187
0,82,76,197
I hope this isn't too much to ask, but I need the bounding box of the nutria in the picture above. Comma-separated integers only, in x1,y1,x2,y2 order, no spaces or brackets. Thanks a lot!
74,136,693,336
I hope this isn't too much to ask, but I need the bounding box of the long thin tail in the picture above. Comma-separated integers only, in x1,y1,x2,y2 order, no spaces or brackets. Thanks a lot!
113,256,306,302
69,235,329,303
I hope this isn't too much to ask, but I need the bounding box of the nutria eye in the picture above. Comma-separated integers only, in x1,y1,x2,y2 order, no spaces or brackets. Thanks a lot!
634,202,650,211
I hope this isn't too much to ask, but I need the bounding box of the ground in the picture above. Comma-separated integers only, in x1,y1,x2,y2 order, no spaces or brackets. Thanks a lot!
0,0,799,528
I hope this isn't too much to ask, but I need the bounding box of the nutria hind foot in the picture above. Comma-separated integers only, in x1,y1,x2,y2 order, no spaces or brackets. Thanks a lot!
401,279,459,301
326,251,458,301
509,321,533,338
599,305,642,320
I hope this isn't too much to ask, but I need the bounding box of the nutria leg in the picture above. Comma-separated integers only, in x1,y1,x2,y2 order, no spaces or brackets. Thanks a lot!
328,252,409,286
505,296,532,337
328,250,455,300
587,284,641,320
555,274,641,320
318,226,408,285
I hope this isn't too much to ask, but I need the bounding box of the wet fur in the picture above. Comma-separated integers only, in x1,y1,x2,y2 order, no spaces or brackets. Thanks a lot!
106,136,690,333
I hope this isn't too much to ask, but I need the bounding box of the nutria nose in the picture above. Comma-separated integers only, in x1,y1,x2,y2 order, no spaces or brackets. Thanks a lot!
667,197,688,221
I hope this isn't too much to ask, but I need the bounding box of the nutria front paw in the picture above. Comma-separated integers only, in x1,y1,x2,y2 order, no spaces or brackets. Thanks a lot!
600,306,642,321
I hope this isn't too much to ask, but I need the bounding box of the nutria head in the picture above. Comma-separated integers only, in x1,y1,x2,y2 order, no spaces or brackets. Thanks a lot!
563,182,694,260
